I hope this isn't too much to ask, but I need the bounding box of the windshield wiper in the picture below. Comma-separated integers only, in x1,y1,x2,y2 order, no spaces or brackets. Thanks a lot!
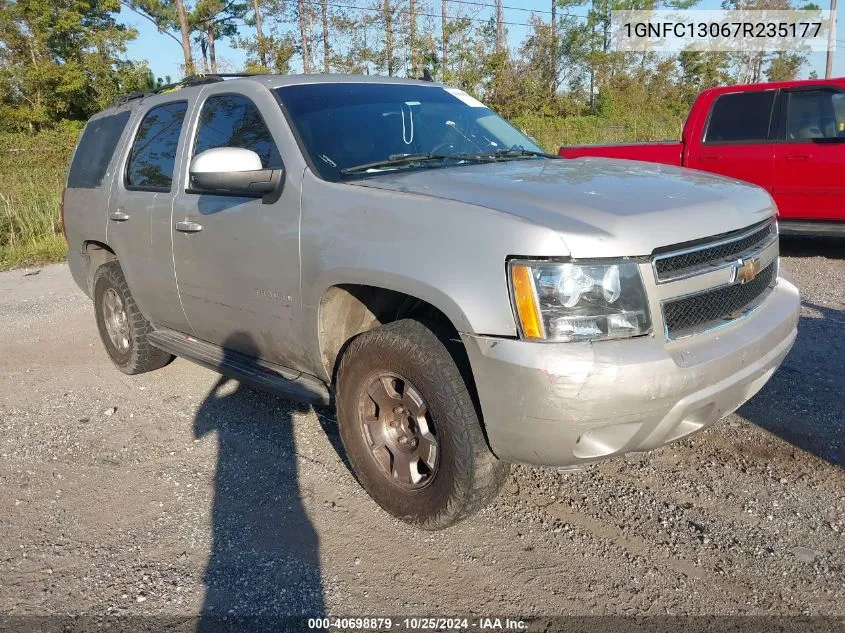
340,152,495,175
489,148,560,159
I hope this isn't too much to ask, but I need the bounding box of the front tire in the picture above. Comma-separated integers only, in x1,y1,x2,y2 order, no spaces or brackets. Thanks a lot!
335,319,508,530
93,261,173,375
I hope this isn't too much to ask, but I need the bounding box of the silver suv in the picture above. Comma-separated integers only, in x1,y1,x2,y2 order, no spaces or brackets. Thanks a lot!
64,74,800,529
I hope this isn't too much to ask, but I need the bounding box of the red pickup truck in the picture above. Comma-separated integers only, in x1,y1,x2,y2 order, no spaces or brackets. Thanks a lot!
559,78,845,236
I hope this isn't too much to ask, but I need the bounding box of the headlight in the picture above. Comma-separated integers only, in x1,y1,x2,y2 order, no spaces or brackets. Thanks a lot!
509,260,651,342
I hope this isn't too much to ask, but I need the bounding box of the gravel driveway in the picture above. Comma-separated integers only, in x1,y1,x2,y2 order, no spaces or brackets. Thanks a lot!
0,239,843,628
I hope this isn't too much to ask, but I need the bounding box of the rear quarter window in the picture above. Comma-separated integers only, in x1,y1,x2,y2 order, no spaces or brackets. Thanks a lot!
67,111,131,188
704,91,776,144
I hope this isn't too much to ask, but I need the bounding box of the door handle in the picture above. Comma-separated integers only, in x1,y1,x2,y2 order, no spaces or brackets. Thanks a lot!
785,154,811,161
699,155,719,162
109,209,130,222
175,220,203,233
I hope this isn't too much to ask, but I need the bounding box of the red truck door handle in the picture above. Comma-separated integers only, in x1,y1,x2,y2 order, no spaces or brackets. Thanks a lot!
699,155,719,162
785,153,811,161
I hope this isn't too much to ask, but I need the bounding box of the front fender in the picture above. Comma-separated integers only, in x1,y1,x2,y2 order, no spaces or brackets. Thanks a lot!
299,171,569,336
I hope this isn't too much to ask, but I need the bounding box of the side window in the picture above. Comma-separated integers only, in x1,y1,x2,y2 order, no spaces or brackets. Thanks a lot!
704,91,776,144
193,94,282,168
67,111,131,188
126,101,189,191
786,90,845,140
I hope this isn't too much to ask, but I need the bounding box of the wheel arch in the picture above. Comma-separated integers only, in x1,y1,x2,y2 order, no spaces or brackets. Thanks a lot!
82,240,118,297
318,282,493,452
318,283,468,380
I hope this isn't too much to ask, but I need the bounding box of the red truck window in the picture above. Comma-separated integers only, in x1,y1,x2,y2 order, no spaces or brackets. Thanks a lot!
704,91,776,144
785,90,845,140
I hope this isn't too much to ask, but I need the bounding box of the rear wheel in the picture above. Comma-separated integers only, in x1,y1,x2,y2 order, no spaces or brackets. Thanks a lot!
335,319,509,530
93,262,173,375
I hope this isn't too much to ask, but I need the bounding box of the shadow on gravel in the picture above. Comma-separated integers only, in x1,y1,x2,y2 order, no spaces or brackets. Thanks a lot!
194,333,324,632
739,302,844,468
780,236,844,259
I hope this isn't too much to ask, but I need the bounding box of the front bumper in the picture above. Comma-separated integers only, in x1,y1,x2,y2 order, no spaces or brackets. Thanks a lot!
462,276,800,467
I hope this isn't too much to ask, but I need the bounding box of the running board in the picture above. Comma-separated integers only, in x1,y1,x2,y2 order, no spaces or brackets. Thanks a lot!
779,220,845,237
148,328,331,406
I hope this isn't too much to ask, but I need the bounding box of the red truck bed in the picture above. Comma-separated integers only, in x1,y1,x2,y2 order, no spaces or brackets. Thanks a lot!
559,141,682,166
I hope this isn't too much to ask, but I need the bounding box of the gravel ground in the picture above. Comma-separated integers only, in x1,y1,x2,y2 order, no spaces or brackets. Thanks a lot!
0,239,843,628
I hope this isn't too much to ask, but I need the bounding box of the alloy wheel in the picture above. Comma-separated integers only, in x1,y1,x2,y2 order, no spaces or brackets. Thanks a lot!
357,372,439,490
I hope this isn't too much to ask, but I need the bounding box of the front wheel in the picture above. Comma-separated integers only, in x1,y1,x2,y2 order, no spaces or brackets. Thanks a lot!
335,319,509,530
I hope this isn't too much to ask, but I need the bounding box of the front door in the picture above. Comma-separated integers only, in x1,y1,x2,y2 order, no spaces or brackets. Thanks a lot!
171,84,304,369
773,87,845,221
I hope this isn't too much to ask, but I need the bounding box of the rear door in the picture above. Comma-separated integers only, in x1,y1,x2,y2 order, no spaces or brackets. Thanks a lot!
688,89,778,192
171,82,305,369
772,87,845,220
107,96,195,332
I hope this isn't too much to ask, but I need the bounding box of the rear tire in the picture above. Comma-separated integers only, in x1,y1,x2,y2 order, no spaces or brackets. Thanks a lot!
335,319,509,530
93,261,173,375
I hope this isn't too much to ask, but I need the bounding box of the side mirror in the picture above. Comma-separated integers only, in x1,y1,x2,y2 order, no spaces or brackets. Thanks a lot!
189,147,284,203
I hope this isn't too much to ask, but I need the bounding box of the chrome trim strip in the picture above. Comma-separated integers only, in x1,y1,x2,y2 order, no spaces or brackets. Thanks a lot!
663,238,779,301
650,237,779,302
652,219,777,284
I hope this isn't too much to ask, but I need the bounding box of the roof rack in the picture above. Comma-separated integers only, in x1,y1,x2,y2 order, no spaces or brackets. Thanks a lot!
111,73,268,108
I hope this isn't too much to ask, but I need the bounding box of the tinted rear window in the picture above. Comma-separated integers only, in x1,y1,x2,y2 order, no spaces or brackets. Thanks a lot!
705,91,776,143
67,111,131,188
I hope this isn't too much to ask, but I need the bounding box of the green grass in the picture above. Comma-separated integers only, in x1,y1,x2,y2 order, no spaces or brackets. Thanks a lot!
513,114,684,150
0,129,78,270
0,116,683,270
0,171,68,270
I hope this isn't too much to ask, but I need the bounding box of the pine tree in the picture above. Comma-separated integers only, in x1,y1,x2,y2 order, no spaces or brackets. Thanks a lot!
0,0,150,130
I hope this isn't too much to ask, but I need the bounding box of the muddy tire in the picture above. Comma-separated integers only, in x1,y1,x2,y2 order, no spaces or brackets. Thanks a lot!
93,261,173,375
335,319,509,530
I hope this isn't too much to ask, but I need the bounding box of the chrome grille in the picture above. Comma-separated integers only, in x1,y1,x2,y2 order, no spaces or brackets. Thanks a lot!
653,220,777,282
663,262,776,338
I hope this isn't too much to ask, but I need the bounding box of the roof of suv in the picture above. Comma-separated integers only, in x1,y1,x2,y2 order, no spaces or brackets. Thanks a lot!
101,73,444,117
248,73,444,90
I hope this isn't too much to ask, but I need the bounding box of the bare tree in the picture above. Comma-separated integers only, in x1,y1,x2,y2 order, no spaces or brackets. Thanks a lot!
175,0,195,74
207,24,217,72
441,0,448,79
383,0,395,76
550,0,557,92
495,0,505,52
251,0,267,68
297,0,311,73
409,0,418,77
321,0,330,72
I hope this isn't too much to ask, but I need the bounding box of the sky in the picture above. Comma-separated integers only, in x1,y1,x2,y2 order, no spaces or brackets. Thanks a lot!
120,0,845,84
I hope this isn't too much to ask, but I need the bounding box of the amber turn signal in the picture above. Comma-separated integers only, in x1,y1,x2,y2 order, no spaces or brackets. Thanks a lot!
510,264,545,339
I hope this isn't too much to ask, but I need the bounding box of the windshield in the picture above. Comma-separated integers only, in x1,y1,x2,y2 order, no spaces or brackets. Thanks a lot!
275,83,545,181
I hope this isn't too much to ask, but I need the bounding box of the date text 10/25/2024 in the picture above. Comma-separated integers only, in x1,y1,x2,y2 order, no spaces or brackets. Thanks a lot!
307,617,528,630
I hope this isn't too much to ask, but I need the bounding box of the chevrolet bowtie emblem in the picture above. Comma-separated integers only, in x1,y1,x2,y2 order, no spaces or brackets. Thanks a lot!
734,256,762,284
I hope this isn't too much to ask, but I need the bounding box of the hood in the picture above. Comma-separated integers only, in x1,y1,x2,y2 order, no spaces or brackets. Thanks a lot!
351,157,775,258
